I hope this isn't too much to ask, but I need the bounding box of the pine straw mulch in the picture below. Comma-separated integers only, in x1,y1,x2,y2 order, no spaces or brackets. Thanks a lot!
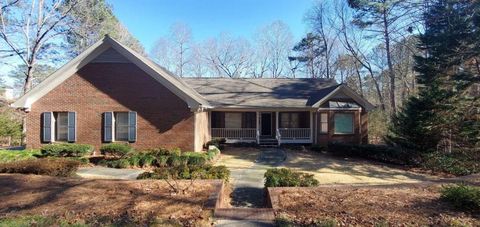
0,174,222,226
271,183,480,226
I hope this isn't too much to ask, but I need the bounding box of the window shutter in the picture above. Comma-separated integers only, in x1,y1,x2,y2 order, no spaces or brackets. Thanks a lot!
42,112,53,142
128,111,137,142
67,112,76,142
103,112,113,142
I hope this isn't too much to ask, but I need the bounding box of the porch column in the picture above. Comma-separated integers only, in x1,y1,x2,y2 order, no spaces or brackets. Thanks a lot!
276,111,280,145
256,111,260,144
310,111,314,143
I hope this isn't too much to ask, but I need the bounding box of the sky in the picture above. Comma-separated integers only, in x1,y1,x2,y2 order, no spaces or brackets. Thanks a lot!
106,0,317,51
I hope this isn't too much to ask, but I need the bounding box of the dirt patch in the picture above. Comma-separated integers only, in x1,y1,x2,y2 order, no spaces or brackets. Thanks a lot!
215,146,259,169
282,149,440,185
269,185,479,226
0,174,222,226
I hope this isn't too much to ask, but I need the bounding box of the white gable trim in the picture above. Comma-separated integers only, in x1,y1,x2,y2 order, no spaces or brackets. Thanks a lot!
11,36,210,111
312,84,375,111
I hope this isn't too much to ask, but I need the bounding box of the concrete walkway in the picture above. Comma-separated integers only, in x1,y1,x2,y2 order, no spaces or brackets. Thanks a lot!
77,166,145,180
229,148,286,208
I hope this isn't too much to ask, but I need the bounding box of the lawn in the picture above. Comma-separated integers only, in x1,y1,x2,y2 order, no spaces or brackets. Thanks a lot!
270,184,480,226
0,174,222,226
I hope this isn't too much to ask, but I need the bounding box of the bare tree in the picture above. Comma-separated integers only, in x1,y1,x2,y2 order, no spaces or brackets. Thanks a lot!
307,1,339,79
335,2,386,110
150,37,175,72
169,22,192,77
0,0,79,94
201,33,252,78
347,0,421,113
254,21,293,78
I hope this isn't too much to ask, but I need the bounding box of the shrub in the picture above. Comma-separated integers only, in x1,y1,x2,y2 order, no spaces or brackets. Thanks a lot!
156,155,169,167
167,154,188,167
327,142,414,165
310,145,326,152
41,143,93,157
137,164,230,181
0,158,81,177
183,152,208,166
264,168,319,187
205,138,226,149
0,149,41,163
422,152,479,176
100,143,132,157
145,147,181,156
203,165,230,181
206,146,221,161
441,184,480,211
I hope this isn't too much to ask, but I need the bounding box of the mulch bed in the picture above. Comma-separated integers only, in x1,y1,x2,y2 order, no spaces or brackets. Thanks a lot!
269,184,479,226
0,174,222,226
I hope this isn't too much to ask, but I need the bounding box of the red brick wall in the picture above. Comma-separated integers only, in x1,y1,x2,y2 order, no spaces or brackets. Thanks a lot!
26,63,195,152
315,109,367,145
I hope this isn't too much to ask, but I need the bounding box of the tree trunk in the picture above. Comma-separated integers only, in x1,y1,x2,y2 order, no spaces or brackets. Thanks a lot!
23,66,34,94
383,10,396,113
354,62,364,97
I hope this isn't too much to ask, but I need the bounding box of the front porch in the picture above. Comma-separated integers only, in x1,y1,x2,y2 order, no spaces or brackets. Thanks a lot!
210,111,313,145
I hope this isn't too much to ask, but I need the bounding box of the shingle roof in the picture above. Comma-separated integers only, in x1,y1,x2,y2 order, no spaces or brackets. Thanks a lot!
182,78,340,108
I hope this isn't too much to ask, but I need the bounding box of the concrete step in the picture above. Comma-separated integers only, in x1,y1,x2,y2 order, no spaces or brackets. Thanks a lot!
214,208,275,221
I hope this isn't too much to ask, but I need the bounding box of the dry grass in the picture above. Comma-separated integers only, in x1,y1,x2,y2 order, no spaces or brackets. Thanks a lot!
271,185,480,226
281,149,440,185
216,147,440,185
0,174,221,226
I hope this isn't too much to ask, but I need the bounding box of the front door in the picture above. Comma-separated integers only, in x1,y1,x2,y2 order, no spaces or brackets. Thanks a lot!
261,113,272,136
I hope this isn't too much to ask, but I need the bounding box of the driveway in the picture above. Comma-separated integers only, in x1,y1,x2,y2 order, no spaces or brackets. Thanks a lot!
216,147,440,199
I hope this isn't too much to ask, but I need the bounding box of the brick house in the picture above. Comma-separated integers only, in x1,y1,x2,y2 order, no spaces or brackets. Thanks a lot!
12,36,374,152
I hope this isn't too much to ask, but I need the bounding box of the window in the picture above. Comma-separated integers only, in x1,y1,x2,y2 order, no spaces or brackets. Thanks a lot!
42,112,76,143
115,112,129,141
280,113,299,128
334,113,354,134
225,112,242,128
320,113,328,133
55,112,68,141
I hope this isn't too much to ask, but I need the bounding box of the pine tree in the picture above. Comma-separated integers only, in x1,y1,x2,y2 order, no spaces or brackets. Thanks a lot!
386,0,480,156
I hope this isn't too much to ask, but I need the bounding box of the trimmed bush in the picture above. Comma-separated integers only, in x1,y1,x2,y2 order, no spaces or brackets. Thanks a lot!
41,143,93,157
206,146,221,161
145,147,181,156
167,154,188,167
100,143,132,157
264,168,319,187
441,184,480,211
0,158,81,177
184,152,208,166
137,164,230,181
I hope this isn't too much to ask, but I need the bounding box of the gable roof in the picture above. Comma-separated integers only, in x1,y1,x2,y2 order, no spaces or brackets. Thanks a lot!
12,35,210,110
183,78,374,110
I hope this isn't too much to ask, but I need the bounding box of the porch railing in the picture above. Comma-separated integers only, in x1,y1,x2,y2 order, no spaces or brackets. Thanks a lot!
278,128,311,140
211,128,256,139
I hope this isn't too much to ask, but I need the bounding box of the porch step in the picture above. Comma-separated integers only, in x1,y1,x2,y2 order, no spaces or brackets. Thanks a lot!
259,139,278,146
